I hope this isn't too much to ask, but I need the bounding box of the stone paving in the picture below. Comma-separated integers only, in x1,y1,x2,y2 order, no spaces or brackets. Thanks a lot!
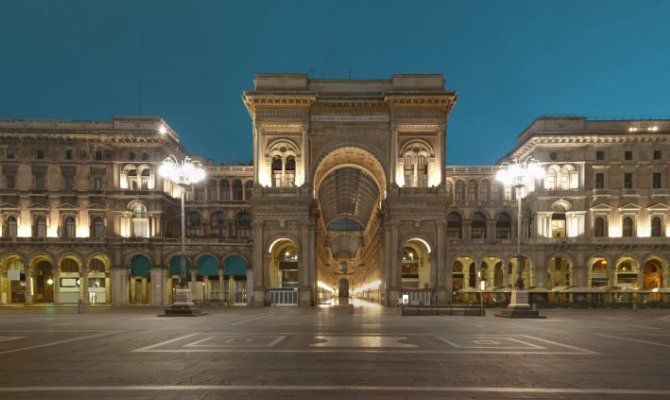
0,302,669,399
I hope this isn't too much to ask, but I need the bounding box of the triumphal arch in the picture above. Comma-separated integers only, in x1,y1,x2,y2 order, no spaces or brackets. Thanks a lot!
243,74,457,306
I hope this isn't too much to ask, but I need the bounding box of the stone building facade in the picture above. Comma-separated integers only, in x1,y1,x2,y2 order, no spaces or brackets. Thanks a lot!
0,73,668,307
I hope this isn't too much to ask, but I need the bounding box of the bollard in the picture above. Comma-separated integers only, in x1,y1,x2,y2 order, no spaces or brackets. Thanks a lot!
77,299,84,314
633,302,638,312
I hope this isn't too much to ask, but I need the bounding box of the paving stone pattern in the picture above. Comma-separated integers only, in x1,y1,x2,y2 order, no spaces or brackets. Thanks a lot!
0,303,669,399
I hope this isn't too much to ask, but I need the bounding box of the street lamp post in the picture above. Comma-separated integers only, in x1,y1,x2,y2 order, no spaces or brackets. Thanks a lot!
159,155,206,316
495,157,545,318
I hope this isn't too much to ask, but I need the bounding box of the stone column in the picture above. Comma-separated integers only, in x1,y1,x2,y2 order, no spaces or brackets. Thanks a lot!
534,259,547,289
299,222,312,306
388,222,399,305
151,267,162,306
24,265,32,304
246,268,254,306
252,221,265,306
190,269,197,300
81,266,89,304
120,267,129,306
218,268,225,303
53,266,60,305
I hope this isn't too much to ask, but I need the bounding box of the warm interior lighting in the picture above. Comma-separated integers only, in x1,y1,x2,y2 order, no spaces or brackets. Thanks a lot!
351,279,381,295
317,281,335,293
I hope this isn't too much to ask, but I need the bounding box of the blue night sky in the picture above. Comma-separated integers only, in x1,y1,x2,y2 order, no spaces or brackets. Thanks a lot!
1,0,669,165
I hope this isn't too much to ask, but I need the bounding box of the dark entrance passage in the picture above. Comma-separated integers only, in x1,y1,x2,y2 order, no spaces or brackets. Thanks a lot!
338,278,349,298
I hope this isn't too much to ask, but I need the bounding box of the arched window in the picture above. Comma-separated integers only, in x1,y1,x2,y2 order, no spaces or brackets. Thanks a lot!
34,216,47,238
64,216,76,238
60,258,79,273
559,165,579,190
495,211,512,239
468,262,476,288
544,165,560,190
89,258,106,273
594,217,606,238
91,217,104,239
651,216,663,237
480,180,490,203
446,212,462,239
186,211,202,237
467,180,478,204
207,179,218,201
623,216,634,237
455,180,465,204
132,203,149,238
132,203,147,218
125,166,138,190
220,179,230,201
245,181,254,200
494,181,504,201
232,179,243,201
210,211,227,237
194,184,205,201
470,212,487,239
5,216,17,238
139,167,151,190
285,156,296,187
272,156,283,187
235,211,251,239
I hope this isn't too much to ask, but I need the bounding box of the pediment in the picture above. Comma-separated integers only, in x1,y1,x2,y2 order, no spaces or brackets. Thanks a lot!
618,202,641,212
29,200,49,210
0,201,19,210
648,203,670,212
88,202,107,211
590,203,612,211
59,201,79,210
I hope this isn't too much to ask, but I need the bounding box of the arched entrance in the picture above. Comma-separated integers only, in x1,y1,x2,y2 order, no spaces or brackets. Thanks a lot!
269,239,299,289
223,255,247,304
615,256,639,303
643,257,665,302
57,255,82,304
130,255,151,305
547,256,572,303
30,256,54,303
88,255,111,304
452,256,475,304
0,254,26,304
400,239,431,289
195,254,219,303
313,146,386,305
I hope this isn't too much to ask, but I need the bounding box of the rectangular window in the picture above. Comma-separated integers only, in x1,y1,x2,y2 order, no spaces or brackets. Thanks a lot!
93,150,102,161
195,188,205,201
595,151,605,161
624,151,633,160
92,175,104,190
65,149,73,160
5,174,15,189
623,173,633,189
595,173,604,189
63,174,74,190
6,147,14,160
654,150,662,160
36,150,44,160
653,172,662,189
34,173,45,190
